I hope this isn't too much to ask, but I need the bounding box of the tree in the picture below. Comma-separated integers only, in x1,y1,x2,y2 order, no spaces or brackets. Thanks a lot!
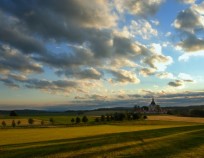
101,115,105,121
10,111,17,116
142,106,149,111
28,118,34,125
41,120,44,126
76,117,81,124
82,116,88,123
106,115,110,121
2,120,6,128
12,120,16,128
71,118,75,124
17,120,21,126
95,117,99,122
190,109,204,117
132,113,141,120
134,105,140,110
49,118,54,125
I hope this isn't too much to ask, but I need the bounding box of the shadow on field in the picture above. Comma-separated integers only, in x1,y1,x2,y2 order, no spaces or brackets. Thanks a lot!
1,125,204,158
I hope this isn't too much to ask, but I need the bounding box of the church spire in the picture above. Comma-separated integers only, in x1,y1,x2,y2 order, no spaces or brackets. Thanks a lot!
151,97,156,105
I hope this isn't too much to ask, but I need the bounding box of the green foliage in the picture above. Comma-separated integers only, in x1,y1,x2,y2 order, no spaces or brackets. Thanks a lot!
1,120,6,127
49,118,54,125
82,116,88,123
101,115,105,121
11,120,16,128
17,120,21,126
76,117,80,124
95,117,99,122
71,118,75,124
41,120,44,126
190,109,204,117
9,111,18,116
28,118,34,125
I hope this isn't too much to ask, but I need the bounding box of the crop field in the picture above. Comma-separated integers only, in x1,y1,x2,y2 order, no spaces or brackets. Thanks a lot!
148,115,204,123
0,115,95,126
0,117,204,158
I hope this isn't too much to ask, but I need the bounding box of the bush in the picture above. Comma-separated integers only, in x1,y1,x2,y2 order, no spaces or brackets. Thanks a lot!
101,115,105,121
71,118,75,124
82,116,88,123
190,109,204,117
12,120,16,128
95,117,100,122
76,117,81,124
132,113,141,120
49,118,54,125
17,120,21,126
28,118,34,125
10,111,17,116
41,120,44,126
2,120,6,128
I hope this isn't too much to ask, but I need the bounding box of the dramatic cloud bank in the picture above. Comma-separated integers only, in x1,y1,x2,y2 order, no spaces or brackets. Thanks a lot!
0,0,203,109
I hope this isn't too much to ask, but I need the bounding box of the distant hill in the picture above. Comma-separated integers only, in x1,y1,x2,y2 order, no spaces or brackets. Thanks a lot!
0,105,203,116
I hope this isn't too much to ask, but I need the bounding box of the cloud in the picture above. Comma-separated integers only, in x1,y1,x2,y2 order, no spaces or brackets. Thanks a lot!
178,73,193,80
178,50,204,61
177,0,196,4
0,10,47,55
173,2,204,55
173,8,204,34
0,0,175,100
130,20,158,39
0,77,20,88
151,20,160,26
107,69,140,84
88,94,108,100
168,80,184,87
56,67,102,80
114,0,164,17
156,72,175,79
0,45,43,74
140,68,156,77
168,78,194,87
24,79,80,96
177,35,204,52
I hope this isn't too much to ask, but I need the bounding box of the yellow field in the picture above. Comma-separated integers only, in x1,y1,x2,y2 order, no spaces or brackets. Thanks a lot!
0,118,46,126
148,115,204,123
0,123,193,146
0,117,204,158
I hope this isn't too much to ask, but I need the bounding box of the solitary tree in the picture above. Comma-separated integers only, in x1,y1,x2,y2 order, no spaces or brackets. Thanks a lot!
2,120,6,128
106,115,110,121
71,118,75,124
17,120,21,126
143,115,148,119
76,117,81,124
12,120,16,128
28,118,34,125
41,120,44,126
49,118,54,125
95,117,99,122
101,115,105,121
82,116,88,123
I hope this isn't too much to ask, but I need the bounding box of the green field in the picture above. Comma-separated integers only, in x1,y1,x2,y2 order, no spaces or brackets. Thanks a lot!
0,118,204,158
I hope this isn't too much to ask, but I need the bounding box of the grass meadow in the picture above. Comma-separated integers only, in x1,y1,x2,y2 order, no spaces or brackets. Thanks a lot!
0,116,204,158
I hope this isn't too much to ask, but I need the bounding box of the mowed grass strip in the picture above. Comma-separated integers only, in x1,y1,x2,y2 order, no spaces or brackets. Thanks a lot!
0,124,204,158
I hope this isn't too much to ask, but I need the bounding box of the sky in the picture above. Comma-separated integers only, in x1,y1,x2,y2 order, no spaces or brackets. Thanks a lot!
0,0,204,110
